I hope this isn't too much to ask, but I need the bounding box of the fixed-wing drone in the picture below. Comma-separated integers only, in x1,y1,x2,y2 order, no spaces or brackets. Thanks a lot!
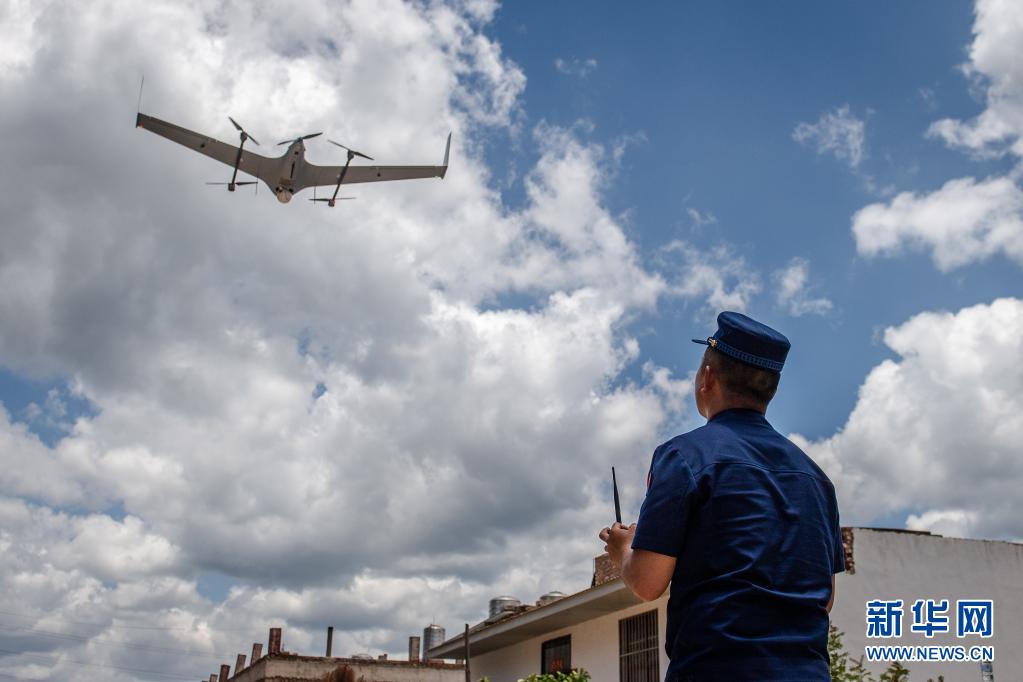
136,112,450,206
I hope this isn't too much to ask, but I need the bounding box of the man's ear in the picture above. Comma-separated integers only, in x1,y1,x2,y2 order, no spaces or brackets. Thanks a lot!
700,363,715,392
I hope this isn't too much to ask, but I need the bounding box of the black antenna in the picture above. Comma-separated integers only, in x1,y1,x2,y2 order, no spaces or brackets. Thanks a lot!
612,467,622,524
136,75,145,115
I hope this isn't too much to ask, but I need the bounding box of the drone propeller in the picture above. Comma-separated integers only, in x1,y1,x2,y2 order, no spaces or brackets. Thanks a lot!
311,185,355,207
206,180,257,193
277,132,323,146
228,117,260,146
311,197,356,207
327,140,374,161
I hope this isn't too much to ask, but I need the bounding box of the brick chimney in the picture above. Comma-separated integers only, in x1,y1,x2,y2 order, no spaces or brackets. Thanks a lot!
409,635,421,662
592,552,621,587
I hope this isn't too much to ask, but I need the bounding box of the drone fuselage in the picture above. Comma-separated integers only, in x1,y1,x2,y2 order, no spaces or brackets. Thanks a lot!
135,111,450,205
269,140,309,203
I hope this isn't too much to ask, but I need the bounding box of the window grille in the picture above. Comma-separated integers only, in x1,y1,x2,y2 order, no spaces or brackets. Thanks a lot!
540,635,571,674
619,610,659,682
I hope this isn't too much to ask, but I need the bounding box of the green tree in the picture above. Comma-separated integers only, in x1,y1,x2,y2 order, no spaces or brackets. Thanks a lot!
828,625,852,681
879,661,910,682
828,625,875,682
516,671,591,682
847,654,873,682
829,625,917,682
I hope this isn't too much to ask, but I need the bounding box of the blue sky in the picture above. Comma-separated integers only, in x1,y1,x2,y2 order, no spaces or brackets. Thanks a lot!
2,1,1017,448
479,1,1021,438
1,1,1022,677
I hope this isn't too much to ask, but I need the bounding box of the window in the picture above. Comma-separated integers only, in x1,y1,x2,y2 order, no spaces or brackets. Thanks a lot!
619,610,659,682
540,635,571,674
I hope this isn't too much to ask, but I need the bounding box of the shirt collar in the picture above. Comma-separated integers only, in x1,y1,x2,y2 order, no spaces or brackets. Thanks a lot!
709,408,770,425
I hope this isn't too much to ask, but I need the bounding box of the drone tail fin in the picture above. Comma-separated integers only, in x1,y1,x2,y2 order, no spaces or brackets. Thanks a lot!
135,75,145,126
440,132,451,179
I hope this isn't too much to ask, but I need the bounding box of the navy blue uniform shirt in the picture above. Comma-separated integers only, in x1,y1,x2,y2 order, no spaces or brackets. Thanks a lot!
632,409,844,681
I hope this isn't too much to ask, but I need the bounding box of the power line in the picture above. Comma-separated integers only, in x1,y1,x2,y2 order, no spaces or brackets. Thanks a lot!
0,623,230,661
0,609,251,632
0,647,198,681
0,672,49,681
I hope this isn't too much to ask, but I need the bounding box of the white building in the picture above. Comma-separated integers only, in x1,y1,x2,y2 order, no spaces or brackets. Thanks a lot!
428,528,1023,682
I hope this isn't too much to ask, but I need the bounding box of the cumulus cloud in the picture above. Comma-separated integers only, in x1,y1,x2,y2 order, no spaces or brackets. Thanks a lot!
926,0,1023,158
554,57,598,78
772,258,832,317
852,175,1023,269
0,1,726,679
659,241,762,317
918,87,939,112
792,298,1023,542
793,105,867,169
851,1,1023,273
686,207,718,228
906,509,980,538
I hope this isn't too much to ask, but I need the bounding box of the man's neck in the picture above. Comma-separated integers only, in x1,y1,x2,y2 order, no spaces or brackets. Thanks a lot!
704,402,766,422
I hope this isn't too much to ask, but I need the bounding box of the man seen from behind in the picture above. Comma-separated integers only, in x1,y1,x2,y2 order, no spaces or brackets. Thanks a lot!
599,311,845,681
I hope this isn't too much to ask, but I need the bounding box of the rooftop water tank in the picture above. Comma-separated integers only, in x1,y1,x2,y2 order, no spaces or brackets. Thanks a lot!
422,624,446,658
537,591,567,607
488,596,521,619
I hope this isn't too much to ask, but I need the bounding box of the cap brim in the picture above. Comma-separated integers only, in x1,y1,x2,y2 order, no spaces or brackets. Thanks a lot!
691,338,710,345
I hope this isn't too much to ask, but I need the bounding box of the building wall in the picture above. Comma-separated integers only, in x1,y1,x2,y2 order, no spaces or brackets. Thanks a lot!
473,529,1022,682
230,654,464,682
830,528,1023,682
471,597,669,682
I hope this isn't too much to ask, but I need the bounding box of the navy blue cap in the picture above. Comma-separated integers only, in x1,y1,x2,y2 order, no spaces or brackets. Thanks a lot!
692,311,791,372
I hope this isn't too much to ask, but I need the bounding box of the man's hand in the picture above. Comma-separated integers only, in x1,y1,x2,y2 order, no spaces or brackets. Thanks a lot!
598,522,675,602
598,522,636,569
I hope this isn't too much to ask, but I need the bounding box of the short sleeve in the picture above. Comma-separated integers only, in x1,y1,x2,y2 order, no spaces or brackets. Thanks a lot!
830,488,846,574
631,443,696,558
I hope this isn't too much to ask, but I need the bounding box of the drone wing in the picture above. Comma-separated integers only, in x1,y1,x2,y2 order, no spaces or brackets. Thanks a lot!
303,133,450,188
136,113,274,182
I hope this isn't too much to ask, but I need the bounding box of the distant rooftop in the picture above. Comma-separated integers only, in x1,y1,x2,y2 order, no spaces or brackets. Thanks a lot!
426,525,1023,661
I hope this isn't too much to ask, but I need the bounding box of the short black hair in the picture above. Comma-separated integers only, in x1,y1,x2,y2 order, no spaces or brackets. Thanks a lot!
704,347,780,407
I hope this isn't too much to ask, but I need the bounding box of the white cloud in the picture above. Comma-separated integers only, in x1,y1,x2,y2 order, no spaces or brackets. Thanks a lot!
926,0,1023,158
660,241,762,317
50,514,182,582
773,257,833,317
793,105,867,169
686,207,718,227
554,57,598,78
848,1,1023,274
918,86,939,112
851,175,1023,269
906,509,980,538
792,298,1023,542
0,2,723,679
